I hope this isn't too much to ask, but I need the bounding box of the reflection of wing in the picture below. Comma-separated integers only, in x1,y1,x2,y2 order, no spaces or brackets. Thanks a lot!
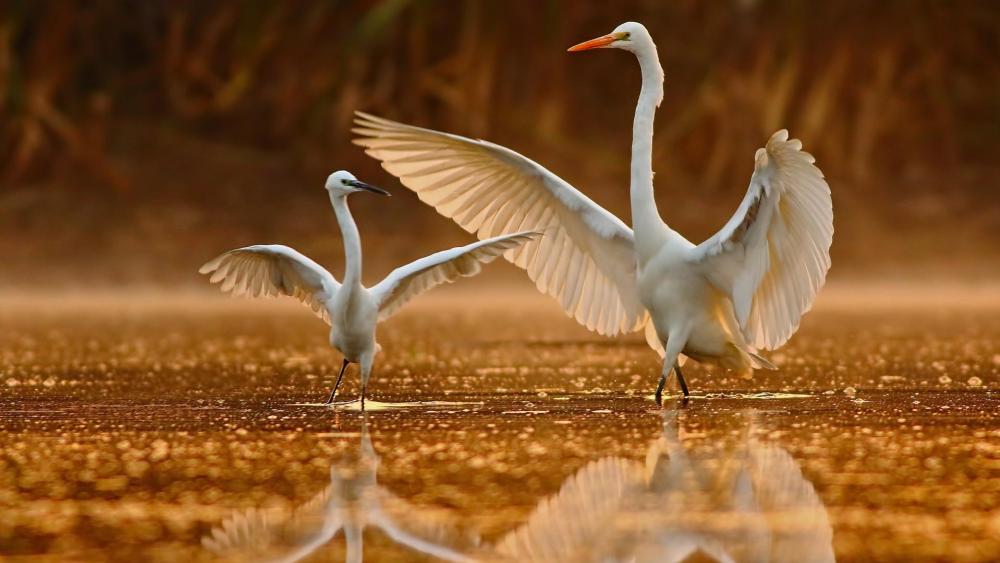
204,416,480,563
748,444,835,563
371,232,538,322
202,487,344,563
489,409,833,563
372,490,481,562
202,507,286,554
496,458,644,561
354,112,647,337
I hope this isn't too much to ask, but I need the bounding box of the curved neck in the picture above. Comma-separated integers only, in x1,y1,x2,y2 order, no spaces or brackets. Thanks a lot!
331,195,363,289
630,46,666,244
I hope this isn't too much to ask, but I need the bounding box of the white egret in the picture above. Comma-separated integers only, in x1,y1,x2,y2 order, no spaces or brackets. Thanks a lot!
199,170,538,407
353,21,832,400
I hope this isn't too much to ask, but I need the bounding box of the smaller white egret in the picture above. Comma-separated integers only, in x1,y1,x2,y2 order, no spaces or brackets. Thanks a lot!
200,170,538,407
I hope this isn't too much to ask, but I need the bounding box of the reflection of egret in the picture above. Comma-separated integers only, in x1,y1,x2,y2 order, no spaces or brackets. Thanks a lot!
355,21,832,400
200,169,538,406
203,413,480,562
493,408,835,562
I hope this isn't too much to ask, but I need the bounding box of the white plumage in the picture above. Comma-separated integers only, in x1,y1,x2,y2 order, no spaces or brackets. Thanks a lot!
355,21,833,398
199,245,339,325
693,130,834,350
353,113,645,337
200,170,538,406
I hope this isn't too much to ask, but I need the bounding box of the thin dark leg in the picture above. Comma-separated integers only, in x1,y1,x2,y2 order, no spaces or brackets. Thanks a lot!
675,362,690,398
325,359,350,404
654,373,667,404
360,384,366,410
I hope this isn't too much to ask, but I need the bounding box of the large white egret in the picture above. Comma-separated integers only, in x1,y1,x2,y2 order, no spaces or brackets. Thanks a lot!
200,170,538,407
353,21,832,400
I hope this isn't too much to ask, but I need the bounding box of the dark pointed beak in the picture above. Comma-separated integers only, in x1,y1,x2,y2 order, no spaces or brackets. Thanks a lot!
346,179,391,197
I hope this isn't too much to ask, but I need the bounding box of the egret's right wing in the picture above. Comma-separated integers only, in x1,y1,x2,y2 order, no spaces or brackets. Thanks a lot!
354,112,645,337
199,245,339,325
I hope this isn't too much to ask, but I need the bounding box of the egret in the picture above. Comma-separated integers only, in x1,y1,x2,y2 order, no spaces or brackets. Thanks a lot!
199,170,538,407
353,21,832,401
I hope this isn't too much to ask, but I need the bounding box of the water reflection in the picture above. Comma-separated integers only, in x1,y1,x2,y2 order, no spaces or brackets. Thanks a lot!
494,406,834,563
205,406,833,562
203,414,480,562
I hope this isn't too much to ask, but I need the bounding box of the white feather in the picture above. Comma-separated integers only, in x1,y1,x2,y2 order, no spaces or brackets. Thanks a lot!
353,112,646,337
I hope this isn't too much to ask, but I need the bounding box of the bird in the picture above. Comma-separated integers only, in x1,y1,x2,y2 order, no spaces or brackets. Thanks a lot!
199,170,539,407
352,21,833,401
202,413,482,563
494,408,835,562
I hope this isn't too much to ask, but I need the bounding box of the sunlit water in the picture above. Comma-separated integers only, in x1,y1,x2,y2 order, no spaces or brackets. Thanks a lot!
0,290,997,561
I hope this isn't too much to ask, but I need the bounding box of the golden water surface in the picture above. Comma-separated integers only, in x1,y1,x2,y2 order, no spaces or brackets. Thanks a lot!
0,287,998,562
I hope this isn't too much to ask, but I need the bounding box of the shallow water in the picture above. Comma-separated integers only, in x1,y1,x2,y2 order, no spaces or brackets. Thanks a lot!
0,290,998,562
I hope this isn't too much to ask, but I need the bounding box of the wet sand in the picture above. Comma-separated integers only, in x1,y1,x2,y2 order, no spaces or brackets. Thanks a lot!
0,287,998,561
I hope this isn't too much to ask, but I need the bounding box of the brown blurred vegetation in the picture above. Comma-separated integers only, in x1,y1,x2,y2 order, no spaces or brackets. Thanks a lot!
0,0,998,287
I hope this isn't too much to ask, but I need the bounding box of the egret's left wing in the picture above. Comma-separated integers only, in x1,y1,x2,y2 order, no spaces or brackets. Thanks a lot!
690,131,833,350
371,231,539,321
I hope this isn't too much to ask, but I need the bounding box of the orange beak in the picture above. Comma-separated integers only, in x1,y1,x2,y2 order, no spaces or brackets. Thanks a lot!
567,33,618,52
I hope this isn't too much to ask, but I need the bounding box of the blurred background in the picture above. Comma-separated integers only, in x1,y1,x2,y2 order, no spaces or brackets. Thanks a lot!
1,0,997,288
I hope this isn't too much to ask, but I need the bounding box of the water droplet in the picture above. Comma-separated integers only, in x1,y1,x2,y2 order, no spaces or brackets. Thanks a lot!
938,375,952,385
843,386,857,397
967,376,982,387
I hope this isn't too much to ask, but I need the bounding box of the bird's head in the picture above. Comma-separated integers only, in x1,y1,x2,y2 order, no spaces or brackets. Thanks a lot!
325,170,391,198
567,21,654,56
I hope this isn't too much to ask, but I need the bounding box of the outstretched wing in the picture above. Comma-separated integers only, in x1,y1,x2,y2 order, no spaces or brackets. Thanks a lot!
199,245,340,325
354,112,646,337
691,131,833,350
371,232,539,322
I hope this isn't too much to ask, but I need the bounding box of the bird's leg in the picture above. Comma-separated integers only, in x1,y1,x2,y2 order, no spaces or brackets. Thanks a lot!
654,373,668,404
359,353,373,411
325,359,350,404
675,362,690,398
655,331,690,404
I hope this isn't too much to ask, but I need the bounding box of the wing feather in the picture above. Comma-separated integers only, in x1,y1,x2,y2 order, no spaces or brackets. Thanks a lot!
354,112,646,337
371,232,539,322
199,245,339,325
691,131,833,350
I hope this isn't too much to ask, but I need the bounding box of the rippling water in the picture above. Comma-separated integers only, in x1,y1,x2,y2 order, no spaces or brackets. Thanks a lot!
0,289,997,561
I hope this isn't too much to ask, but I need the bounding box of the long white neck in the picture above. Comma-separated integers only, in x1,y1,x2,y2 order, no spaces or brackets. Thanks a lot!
331,194,363,289
629,45,667,252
